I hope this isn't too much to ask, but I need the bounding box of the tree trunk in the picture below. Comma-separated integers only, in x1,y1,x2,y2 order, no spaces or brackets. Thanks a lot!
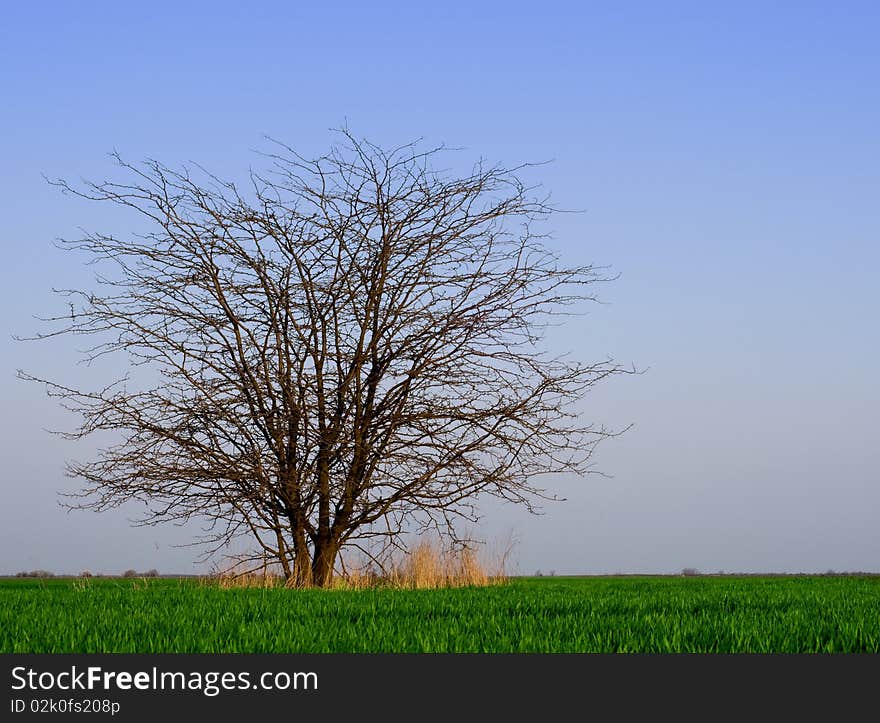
311,539,339,588
286,519,313,587
275,529,292,579
292,546,313,587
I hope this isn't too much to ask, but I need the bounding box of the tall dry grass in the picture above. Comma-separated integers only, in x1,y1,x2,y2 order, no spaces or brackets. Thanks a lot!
334,539,509,590
201,553,285,589
203,538,512,590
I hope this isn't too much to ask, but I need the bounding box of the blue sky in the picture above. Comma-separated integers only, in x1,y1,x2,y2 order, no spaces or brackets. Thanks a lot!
1,1,878,574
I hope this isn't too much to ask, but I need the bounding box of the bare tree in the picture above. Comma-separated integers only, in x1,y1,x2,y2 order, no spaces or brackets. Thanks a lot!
20,130,631,587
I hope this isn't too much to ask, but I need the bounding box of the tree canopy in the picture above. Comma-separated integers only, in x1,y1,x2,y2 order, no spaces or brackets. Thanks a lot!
21,131,630,586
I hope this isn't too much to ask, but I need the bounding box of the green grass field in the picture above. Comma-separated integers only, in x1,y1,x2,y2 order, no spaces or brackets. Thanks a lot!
2,576,878,653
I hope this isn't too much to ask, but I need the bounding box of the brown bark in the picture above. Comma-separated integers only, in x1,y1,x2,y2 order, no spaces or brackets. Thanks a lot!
311,539,339,588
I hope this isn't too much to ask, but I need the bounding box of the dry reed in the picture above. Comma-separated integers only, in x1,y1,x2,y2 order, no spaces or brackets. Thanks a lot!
203,538,511,590
333,539,508,590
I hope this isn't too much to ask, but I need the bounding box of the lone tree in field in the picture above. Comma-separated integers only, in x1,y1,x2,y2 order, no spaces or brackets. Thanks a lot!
22,131,629,587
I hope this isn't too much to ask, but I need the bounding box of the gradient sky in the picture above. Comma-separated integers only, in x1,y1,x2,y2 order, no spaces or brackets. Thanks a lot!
1,1,877,575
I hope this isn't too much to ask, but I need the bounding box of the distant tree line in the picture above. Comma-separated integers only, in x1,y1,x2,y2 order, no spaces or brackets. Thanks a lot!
13,569,159,578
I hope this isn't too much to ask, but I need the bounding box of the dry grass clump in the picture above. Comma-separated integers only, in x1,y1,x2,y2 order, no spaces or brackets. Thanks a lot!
335,539,508,590
203,538,512,590
395,541,489,589
200,554,285,589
